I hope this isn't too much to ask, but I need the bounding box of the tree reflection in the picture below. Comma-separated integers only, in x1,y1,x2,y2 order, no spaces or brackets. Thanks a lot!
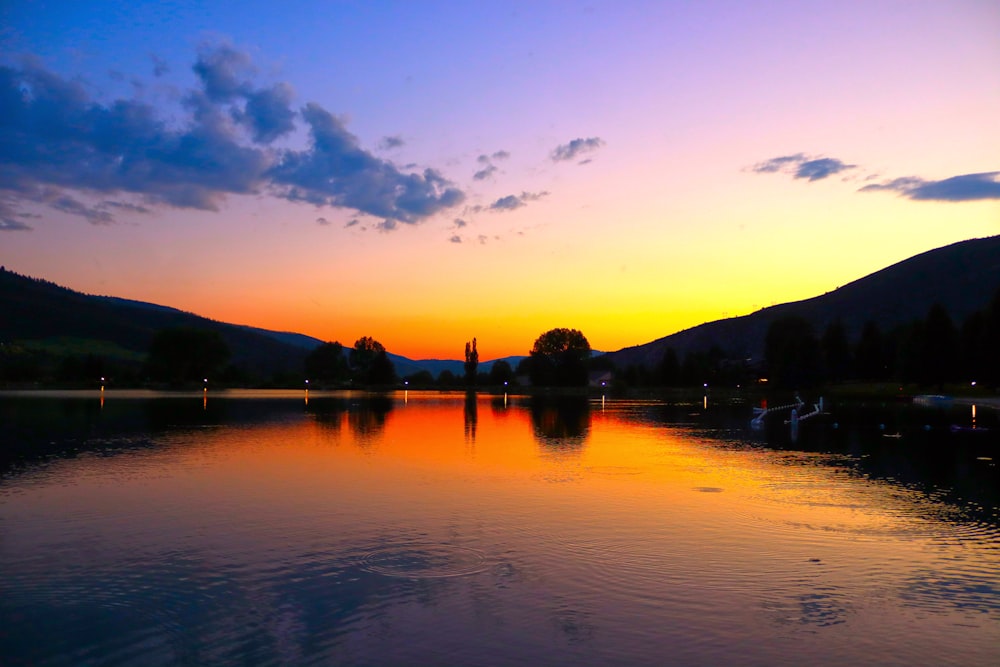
528,396,591,454
464,391,477,443
346,395,394,446
305,397,350,434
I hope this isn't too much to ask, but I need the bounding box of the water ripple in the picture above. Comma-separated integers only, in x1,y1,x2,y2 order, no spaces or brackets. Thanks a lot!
359,543,488,579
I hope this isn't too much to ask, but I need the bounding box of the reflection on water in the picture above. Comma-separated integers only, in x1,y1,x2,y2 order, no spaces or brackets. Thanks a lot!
528,395,591,452
1,390,999,666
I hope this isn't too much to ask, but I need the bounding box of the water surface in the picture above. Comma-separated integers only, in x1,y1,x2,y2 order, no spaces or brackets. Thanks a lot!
1,390,998,666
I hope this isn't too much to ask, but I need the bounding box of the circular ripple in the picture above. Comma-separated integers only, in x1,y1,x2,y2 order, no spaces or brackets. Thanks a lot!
360,544,487,579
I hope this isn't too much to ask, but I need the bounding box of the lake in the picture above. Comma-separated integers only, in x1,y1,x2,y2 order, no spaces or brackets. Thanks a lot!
1,389,998,666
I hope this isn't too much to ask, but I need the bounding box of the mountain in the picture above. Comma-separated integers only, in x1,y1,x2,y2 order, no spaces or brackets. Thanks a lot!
5,235,997,382
605,235,1000,370
1,271,311,380
0,269,525,381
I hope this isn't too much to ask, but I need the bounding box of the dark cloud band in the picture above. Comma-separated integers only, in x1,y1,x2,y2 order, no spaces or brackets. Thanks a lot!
860,172,1000,202
0,45,464,229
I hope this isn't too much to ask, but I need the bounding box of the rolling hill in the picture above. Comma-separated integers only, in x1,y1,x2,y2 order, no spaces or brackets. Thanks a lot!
3,235,997,382
604,235,1000,370
0,269,522,381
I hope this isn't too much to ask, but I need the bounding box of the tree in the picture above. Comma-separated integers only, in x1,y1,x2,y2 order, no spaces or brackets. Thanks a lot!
146,327,230,384
821,320,852,383
764,316,820,388
349,336,396,385
528,328,591,386
920,303,956,388
305,341,348,384
855,320,886,380
657,347,681,386
488,359,514,386
464,338,479,386
982,287,1000,386
404,370,435,387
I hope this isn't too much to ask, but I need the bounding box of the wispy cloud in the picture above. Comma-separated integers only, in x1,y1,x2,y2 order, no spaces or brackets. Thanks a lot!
472,149,510,181
751,154,855,181
473,164,498,181
0,218,32,231
0,43,465,227
551,137,604,162
379,135,404,150
0,198,35,231
489,191,548,212
860,172,1000,202
150,54,169,77
752,152,1000,203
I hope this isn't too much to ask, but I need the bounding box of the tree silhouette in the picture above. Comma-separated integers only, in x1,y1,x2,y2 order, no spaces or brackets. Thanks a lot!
657,347,680,386
854,320,886,380
528,328,591,386
349,336,396,385
488,359,514,386
821,320,851,383
921,303,956,388
305,341,349,384
464,338,479,386
764,316,820,388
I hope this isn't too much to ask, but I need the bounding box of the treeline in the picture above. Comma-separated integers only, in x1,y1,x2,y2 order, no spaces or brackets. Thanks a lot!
617,288,1000,390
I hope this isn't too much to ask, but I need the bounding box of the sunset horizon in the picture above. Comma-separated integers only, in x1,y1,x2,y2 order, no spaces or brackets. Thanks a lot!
3,1,998,359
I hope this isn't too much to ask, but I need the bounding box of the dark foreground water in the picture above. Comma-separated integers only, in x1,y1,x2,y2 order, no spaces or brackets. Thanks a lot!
1,390,998,666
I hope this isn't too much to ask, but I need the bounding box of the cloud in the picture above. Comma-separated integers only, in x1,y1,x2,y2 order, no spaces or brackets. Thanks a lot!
102,200,151,214
860,172,1000,202
453,218,467,228
473,149,510,180
344,218,359,227
551,137,604,162
0,198,32,231
380,135,404,149
234,83,296,143
269,103,464,222
796,157,855,181
0,217,32,231
754,152,999,203
49,194,114,224
750,153,805,174
0,44,465,228
751,154,854,181
473,164,497,180
449,234,462,243
489,190,548,211
316,216,330,225
192,43,254,102
150,54,169,77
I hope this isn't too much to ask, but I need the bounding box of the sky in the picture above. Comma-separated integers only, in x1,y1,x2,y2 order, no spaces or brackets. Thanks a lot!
2,0,998,360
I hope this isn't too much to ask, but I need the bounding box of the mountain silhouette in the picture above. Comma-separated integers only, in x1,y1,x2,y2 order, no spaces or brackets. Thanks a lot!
0,269,521,380
604,235,1000,370
3,235,997,380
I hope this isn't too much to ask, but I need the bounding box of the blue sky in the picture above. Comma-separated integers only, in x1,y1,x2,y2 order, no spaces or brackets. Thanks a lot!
2,1,998,358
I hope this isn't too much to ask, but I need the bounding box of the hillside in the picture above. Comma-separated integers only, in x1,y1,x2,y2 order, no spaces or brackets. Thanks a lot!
0,270,523,382
0,271,309,381
605,235,1000,370
4,235,997,382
